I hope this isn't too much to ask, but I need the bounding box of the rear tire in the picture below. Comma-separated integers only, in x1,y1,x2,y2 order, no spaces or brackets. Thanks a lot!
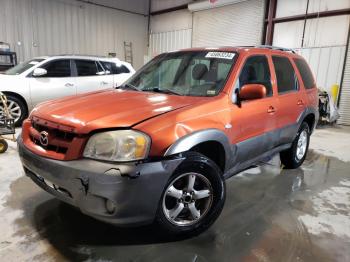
280,122,310,169
156,152,225,236
0,139,8,153
0,95,27,127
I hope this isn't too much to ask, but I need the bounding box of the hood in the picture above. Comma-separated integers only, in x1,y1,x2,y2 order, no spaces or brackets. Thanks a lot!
0,74,23,91
0,74,18,80
0,73,15,80
31,89,202,133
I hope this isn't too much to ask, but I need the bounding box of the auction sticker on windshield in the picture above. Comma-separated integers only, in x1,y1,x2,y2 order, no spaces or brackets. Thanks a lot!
205,52,235,60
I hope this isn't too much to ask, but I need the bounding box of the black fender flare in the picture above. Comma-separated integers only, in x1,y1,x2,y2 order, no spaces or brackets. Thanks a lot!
296,106,319,135
164,128,234,171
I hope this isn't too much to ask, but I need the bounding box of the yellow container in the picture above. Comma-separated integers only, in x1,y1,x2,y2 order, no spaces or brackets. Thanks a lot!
331,84,339,103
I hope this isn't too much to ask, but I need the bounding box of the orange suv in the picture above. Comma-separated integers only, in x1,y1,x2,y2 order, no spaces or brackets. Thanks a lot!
18,46,318,235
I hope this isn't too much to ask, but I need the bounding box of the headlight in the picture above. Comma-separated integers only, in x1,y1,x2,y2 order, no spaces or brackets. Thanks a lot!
83,130,151,162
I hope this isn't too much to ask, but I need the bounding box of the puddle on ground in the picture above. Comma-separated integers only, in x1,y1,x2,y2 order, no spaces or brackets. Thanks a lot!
2,150,350,262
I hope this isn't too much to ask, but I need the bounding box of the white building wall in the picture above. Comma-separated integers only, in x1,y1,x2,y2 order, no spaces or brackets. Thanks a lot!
0,0,148,69
273,0,350,95
338,34,350,125
273,15,349,93
149,0,265,58
273,0,350,124
150,10,193,33
192,0,265,47
276,0,350,17
303,15,350,48
149,10,193,58
276,0,307,17
307,0,350,13
149,29,192,57
92,0,148,14
273,21,304,48
151,0,193,12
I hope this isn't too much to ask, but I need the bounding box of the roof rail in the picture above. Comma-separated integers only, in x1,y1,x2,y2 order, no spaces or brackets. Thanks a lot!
255,45,296,54
56,54,108,58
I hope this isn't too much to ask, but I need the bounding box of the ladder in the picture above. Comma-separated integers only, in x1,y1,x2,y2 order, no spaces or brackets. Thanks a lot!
124,41,133,65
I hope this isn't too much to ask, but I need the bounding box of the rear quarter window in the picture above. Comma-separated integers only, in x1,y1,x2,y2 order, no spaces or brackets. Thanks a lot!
117,65,130,74
294,58,316,89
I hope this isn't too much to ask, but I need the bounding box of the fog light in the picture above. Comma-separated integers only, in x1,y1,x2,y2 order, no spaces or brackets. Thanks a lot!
104,168,121,176
106,199,116,214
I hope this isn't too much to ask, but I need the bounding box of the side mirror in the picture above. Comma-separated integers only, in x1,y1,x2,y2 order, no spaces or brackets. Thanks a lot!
239,84,266,101
32,68,47,77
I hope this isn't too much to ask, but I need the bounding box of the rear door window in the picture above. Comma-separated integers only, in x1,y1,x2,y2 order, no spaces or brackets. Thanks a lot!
96,61,105,74
41,59,71,77
75,60,99,76
272,56,298,94
294,58,315,89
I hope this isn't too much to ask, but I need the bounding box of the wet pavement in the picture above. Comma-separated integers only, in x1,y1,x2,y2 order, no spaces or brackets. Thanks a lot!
0,132,350,261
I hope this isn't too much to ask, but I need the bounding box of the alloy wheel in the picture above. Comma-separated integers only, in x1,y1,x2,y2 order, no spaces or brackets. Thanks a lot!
296,130,308,160
162,172,213,226
0,100,22,123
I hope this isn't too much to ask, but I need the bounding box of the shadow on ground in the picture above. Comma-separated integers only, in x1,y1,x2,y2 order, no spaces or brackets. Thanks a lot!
6,151,350,261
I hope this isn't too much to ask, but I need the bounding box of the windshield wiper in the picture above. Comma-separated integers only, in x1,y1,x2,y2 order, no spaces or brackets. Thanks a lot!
150,87,183,96
119,83,140,91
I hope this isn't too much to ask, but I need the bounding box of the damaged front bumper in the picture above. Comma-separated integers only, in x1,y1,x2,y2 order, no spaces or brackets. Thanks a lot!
18,136,184,226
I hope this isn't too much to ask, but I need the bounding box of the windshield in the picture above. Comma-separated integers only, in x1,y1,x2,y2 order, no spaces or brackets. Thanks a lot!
125,51,237,97
5,59,45,75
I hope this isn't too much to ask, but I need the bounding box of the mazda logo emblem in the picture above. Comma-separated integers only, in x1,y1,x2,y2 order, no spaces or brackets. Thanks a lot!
39,131,49,147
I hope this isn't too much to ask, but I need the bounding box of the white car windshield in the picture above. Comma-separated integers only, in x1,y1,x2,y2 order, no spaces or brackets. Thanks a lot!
123,51,237,97
5,59,45,75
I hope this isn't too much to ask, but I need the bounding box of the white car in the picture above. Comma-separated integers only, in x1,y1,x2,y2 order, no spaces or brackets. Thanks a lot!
0,55,135,125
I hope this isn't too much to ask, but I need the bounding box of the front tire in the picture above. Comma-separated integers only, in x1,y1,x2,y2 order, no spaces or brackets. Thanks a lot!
0,95,27,127
280,122,310,169
156,152,226,236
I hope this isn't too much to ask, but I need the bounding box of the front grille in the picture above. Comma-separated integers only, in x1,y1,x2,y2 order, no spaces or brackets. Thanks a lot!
31,121,76,142
30,137,68,154
29,119,77,156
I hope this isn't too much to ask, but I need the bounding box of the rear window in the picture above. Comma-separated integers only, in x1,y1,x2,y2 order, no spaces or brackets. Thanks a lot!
272,56,298,94
294,58,315,89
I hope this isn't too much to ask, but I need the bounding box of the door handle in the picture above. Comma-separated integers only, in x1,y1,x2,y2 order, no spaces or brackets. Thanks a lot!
267,106,275,113
65,83,74,87
297,100,304,106
101,81,108,85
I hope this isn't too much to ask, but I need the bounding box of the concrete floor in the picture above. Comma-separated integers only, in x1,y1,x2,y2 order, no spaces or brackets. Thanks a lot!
0,127,349,262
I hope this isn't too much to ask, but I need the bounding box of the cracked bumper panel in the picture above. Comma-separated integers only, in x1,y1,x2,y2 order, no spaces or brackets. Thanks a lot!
18,136,184,226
